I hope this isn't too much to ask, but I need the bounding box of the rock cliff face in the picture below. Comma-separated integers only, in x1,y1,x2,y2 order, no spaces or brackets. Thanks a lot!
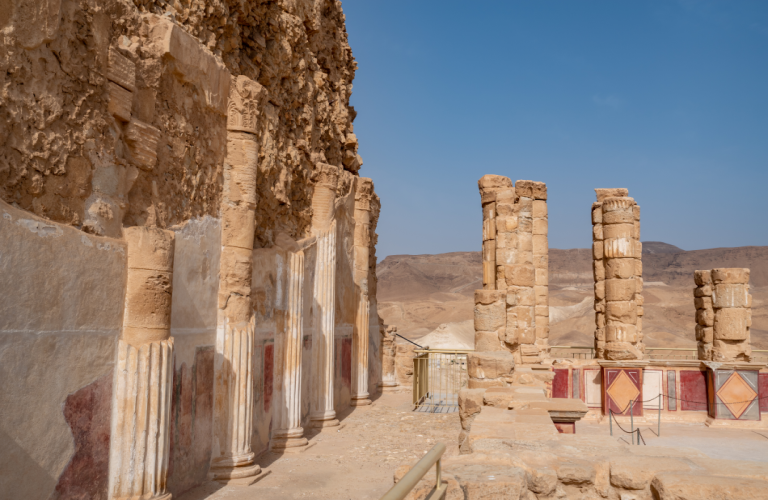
1,0,362,243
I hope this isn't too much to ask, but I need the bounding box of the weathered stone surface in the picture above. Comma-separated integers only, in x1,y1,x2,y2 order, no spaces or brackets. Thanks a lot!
712,283,749,308
711,268,750,284
595,188,629,201
467,351,515,380
609,456,692,490
651,472,768,500
459,388,485,430
713,308,748,340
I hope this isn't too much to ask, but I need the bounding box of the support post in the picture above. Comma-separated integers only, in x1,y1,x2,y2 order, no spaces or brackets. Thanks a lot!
310,164,340,428
210,75,266,483
272,251,309,450
351,178,374,406
108,227,176,500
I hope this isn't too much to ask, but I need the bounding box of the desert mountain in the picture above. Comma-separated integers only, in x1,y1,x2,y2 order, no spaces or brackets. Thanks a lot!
377,244,768,350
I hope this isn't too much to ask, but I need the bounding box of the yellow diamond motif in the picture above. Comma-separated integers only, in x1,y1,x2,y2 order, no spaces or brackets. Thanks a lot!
607,370,640,413
716,372,757,419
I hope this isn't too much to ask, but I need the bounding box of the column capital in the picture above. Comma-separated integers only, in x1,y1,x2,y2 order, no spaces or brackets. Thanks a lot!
312,162,340,191
227,75,267,134
354,177,374,210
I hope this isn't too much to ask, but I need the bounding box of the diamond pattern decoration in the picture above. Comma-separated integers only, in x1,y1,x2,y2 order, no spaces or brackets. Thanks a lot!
716,372,757,419
607,370,640,413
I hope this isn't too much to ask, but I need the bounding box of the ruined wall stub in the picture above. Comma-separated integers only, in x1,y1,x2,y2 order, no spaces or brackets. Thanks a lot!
474,176,549,365
108,227,175,500
694,268,752,361
592,189,644,360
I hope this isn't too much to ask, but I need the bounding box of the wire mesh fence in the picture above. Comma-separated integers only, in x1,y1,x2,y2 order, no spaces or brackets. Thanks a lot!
412,350,471,413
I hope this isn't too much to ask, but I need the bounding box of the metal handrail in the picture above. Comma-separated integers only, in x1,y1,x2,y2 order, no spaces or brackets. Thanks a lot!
414,348,474,354
380,442,447,500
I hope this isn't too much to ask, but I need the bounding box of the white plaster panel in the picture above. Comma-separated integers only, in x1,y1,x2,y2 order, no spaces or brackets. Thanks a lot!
0,200,124,499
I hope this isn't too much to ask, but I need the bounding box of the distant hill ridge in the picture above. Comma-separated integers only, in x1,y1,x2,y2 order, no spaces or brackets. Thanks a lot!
377,244,768,300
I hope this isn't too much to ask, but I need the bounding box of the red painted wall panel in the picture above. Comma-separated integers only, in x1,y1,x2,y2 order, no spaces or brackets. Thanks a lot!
552,368,569,399
760,373,768,412
342,337,352,385
680,370,708,411
264,344,274,412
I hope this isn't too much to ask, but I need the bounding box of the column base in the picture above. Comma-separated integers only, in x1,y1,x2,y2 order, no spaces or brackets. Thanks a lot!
271,428,309,451
209,462,262,483
350,397,372,406
311,418,340,428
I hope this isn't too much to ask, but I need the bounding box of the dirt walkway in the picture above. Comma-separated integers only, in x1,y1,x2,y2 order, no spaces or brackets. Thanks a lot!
177,392,461,500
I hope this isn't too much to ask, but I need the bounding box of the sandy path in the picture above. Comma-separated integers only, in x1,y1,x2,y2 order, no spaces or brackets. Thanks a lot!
177,392,460,500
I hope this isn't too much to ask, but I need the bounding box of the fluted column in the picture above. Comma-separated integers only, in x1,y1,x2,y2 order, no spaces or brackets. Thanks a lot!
210,75,265,482
108,227,175,500
310,164,340,427
272,251,309,449
351,177,374,406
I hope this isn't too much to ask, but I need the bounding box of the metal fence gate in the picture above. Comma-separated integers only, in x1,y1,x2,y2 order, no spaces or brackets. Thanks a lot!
412,349,471,413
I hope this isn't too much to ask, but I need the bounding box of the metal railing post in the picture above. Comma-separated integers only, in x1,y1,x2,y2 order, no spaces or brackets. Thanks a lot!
609,409,612,436
658,394,661,437
630,399,634,445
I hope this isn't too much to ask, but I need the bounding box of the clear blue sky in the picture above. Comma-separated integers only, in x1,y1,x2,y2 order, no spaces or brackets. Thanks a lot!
343,1,768,258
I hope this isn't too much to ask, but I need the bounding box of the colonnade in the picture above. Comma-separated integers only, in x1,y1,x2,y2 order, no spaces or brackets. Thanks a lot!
106,74,376,498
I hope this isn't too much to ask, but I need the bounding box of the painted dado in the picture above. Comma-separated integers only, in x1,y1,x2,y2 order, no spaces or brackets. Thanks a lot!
0,1,383,498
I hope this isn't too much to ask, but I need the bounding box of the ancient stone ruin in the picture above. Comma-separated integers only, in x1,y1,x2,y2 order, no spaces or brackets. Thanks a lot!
0,1,384,498
3,0,768,498
591,189,644,360
694,268,753,362
476,175,550,365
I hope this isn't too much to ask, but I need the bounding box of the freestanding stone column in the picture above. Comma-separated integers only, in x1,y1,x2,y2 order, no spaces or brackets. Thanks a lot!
473,176,549,366
351,177,374,406
210,75,265,482
271,250,309,449
592,189,643,360
380,325,399,392
695,268,752,361
108,227,175,500
310,164,340,428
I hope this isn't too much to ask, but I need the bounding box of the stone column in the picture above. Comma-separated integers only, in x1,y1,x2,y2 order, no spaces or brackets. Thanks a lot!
694,270,715,360
478,175,512,290
108,227,175,500
696,268,752,361
310,164,340,428
351,177,374,406
380,325,399,391
271,250,309,449
599,194,643,360
210,75,265,482
473,176,549,364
